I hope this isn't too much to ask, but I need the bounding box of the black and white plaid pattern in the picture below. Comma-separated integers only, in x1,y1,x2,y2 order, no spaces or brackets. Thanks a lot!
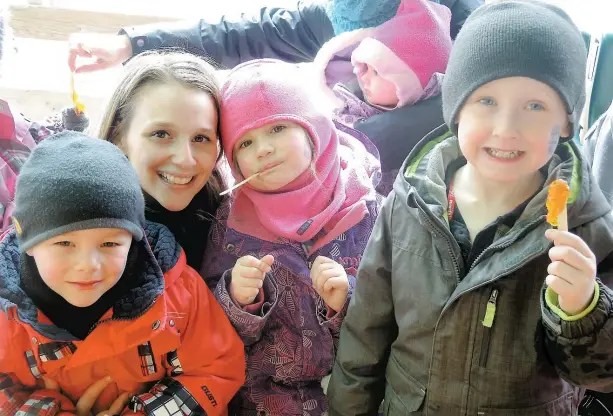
166,350,184,377
38,342,77,362
138,341,158,376
24,351,41,379
129,378,205,415
15,396,58,416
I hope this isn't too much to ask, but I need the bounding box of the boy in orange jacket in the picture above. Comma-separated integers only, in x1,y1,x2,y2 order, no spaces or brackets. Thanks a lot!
0,132,245,416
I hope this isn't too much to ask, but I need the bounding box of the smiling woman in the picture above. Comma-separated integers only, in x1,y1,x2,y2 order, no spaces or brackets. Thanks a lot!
96,50,226,268
120,82,220,211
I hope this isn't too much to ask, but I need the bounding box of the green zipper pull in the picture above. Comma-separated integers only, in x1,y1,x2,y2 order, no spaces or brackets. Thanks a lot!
482,289,499,328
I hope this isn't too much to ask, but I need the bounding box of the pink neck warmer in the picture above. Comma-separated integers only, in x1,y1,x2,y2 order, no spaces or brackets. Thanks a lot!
220,59,379,250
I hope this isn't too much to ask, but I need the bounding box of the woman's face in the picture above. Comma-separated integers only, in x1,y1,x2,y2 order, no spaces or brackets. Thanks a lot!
120,82,220,211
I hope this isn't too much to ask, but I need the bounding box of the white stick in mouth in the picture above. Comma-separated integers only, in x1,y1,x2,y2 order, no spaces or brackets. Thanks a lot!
219,172,260,196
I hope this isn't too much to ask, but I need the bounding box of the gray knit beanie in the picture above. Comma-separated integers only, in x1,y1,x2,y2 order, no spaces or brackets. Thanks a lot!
14,131,145,252
442,0,587,138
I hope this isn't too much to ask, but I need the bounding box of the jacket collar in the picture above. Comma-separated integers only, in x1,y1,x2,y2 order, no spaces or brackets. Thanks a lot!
397,127,611,235
0,221,181,341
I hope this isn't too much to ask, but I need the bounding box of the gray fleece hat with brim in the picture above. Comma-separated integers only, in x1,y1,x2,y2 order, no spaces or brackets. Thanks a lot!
442,0,587,139
13,131,145,252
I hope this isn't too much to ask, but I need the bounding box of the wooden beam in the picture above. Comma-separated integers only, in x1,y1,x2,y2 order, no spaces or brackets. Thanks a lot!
9,5,181,41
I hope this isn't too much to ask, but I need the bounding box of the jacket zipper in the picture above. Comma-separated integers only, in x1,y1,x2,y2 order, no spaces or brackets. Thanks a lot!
413,193,548,311
413,196,462,281
479,288,499,367
87,303,155,336
414,189,551,412
469,218,543,272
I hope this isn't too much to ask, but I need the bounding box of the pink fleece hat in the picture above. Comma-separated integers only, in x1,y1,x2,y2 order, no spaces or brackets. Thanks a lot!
351,0,452,107
220,59,379,248
221,60,334,179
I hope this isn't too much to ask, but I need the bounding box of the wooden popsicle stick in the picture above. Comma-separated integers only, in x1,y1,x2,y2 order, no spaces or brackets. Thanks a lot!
557,205,568,232
219,172,260,196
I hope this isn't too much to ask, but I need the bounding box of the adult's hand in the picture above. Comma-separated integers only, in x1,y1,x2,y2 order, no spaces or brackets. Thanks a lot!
67,33,133,73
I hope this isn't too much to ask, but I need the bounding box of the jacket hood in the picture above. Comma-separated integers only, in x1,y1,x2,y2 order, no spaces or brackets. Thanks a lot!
0,220,182,341
396,125,612,234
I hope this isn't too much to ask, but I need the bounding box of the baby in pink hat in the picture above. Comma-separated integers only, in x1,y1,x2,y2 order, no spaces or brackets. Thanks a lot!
315,0,453,125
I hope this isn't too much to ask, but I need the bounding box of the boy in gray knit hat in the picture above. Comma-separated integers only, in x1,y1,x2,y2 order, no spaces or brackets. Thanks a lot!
0,131,245,415
327,1,613,415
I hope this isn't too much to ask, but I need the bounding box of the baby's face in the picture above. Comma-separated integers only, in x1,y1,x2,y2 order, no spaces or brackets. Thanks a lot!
27,228,133,307
355,63,399,107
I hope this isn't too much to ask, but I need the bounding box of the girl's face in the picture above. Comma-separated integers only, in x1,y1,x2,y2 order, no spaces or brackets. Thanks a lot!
233,121,313,192
120,83,220,211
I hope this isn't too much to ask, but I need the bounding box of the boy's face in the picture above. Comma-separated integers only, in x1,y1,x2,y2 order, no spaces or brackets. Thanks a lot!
27,228,133,308
456,77,570,183
355,64,399,107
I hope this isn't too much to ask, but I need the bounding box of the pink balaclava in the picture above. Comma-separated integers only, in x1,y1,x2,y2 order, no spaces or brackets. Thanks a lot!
351,0,452,107
221,59,379,251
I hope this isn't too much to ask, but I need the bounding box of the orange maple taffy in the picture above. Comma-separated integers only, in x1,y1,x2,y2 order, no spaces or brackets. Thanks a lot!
70,73,85,115
546,179,570,227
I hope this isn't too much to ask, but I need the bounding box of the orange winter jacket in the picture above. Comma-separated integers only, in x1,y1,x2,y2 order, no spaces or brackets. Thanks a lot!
0,221,245,415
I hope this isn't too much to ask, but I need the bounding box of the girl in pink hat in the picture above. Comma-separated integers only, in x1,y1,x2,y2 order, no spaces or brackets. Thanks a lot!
201,59,381,415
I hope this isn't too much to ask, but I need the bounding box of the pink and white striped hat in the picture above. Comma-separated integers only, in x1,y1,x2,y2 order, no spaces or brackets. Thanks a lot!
351,0,453,107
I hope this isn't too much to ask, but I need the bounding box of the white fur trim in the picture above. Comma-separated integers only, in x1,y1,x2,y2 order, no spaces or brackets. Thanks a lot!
313,28,376,108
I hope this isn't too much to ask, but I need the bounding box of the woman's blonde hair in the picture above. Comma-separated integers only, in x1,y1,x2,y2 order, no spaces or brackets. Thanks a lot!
95,50,225,206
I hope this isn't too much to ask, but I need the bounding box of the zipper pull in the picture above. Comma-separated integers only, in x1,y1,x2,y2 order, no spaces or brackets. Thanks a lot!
482,289,499,328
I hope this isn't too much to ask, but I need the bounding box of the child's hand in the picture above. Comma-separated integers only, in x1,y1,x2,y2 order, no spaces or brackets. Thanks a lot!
545,229,597,316
310,256,349,313
73,376,130,416
230,255,274,306
44,375,130,416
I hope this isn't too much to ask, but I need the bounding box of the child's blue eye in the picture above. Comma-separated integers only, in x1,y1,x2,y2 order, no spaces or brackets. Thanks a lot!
479,98,495,106
271,125,286,134
528,103,545,111
151,130,170,139
101,242,120,248
54,241,72,247
193,135,210,143
239,140,252,149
